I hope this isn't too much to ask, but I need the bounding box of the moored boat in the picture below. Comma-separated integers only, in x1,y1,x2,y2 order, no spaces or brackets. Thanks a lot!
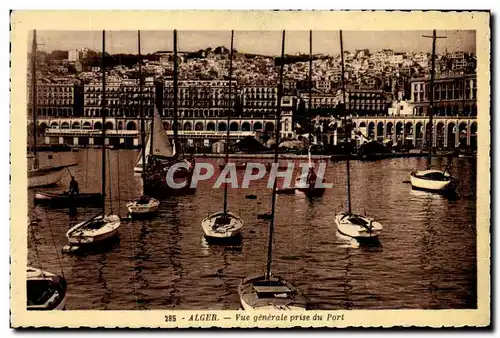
410,169,457,193
335,212,383,239
201,211,243,241
66,213,121,245
126,195,160,217
200,31,243,244
34,191,104,207
27,267,67,311
239,30,307,310
238,274,308,311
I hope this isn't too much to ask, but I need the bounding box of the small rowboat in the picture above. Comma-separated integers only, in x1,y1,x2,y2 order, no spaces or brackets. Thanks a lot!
34,191,104,207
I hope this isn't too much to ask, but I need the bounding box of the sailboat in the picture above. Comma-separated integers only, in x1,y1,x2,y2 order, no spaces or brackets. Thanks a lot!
238,30,308,311
201,31,243,242
410,30,457,195
65,30,121,248
334,30,383,240
142,30,195,195
27,266,67,310
27,215,67,310
126,31,160,217
28,30,76,188
294,32,327,199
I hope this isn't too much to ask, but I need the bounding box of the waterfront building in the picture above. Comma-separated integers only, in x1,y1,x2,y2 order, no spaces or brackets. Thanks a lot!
346,89,389,116
409,74,477,116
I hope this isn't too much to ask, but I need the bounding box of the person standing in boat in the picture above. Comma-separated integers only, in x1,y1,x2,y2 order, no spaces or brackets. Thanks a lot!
306,167,317,187
69,176,79,195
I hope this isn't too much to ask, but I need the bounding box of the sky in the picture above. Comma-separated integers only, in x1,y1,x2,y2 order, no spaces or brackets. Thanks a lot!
31,30,476,56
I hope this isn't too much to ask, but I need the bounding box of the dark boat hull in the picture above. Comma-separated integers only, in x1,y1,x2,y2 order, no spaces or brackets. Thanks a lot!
34,192,104,207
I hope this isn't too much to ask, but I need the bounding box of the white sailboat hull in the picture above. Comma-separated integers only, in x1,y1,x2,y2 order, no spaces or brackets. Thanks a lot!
66,214,121,245
238,274,308,311
335,212,382,239
126,198,159,215
410,170,456,192
201,211,243,239
28,167,66,188
133,166,143,173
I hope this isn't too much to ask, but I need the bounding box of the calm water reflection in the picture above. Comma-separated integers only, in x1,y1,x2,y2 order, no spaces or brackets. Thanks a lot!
28,149,477,310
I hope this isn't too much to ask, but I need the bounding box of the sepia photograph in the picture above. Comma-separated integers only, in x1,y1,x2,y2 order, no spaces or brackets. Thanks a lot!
10,10,490,328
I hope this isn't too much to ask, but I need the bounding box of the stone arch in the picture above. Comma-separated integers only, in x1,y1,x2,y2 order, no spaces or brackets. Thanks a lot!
218,121,227,131
117,121,123,130
195,122,204,131
377,122,384,138
367,122,375,138
458,122,468,146
104,121,114,130
253,122,263,131
183,121,192,131
470,121,478,150
447,122,456,148
415,122,423,139
94,121,102,130
71,121,81,129
241,122,251,131
82,121,92,129
264,122,274,132
230,122,239,131
405,121,413,135
359,121,366,128
50,121,59,129
436,122,445,149
162,122,170,130
386,122,394,137
61,122,70,129
207,122,216,131
126,121,137,130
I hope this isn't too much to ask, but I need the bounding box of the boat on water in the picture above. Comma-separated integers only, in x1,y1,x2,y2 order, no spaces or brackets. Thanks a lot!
28,32,76,189
294,149,326,198
409,30,458,195
126,30,160,218
410,168,457,193
334,212,383,239
34,191,104,207
64,30,121,250
141,31,195,196
201,211,243,241
27,267,67,310
201,31,243,243
238,274,308,311
334,30,383,241
127,195,160,217
238,30,307,311
66,213,121,245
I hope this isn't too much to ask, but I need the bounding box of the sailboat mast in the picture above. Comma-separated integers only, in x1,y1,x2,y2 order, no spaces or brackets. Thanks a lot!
101,30,107,215
31,30,38,169
308,30,313,136
223,30,234,215
266,30,285,281
339,30,351,214
138,30,147,183
423,30,446,165
428,30,437,164
173,30,179,152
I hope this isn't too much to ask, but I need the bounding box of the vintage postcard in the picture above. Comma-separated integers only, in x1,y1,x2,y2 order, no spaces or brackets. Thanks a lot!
10,10,490,328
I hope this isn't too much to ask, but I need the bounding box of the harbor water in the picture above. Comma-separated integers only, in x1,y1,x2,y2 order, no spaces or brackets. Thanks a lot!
28,149,477,310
